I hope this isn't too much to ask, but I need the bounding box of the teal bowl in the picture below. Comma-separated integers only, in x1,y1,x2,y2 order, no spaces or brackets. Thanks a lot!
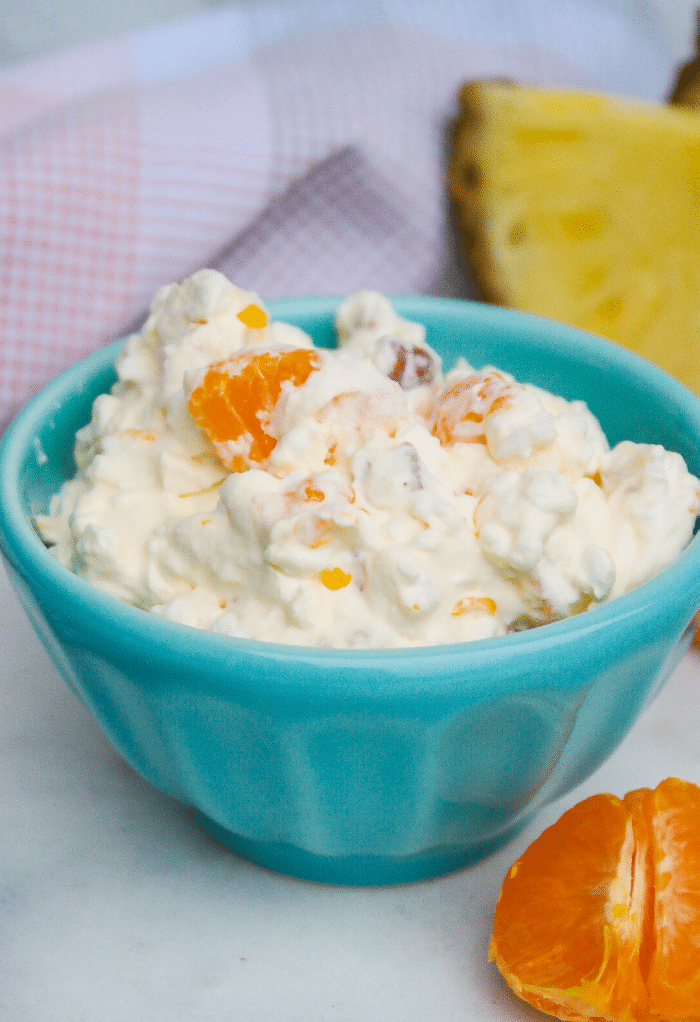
2,296,700,886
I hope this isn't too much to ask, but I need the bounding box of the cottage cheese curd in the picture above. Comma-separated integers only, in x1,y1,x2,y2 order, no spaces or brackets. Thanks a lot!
36,270,700,648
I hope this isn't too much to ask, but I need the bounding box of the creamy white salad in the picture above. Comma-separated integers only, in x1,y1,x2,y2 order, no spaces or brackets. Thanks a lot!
36,270,700,648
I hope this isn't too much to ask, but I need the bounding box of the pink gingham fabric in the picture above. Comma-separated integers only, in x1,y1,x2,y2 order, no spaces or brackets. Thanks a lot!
0,0,673,430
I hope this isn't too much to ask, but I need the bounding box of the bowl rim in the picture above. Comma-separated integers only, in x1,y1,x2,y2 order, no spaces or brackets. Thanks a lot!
2,293,700,674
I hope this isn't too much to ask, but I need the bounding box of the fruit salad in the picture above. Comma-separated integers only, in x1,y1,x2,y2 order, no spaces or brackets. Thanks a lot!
35,270,700,648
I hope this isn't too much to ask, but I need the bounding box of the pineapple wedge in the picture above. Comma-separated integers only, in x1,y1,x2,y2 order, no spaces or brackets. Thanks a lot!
450,80,700,395
669,11,700,107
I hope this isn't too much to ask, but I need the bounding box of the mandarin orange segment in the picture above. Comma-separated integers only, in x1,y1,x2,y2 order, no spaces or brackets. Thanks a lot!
237,303,268,328
645,777,700,1017
431,370,520,446
490,793,649,1022
304,484,325,502
490,778,700,1022
451,596,497,616
318,567,352,590
187,347,322,470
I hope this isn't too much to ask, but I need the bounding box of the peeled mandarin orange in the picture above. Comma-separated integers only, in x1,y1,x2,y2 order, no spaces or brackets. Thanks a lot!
318,567,352,590
451,596,497,616
237,303,268,328
489,778,700,1022
187,347,322,471
644,778,700,1015
431,370,519,446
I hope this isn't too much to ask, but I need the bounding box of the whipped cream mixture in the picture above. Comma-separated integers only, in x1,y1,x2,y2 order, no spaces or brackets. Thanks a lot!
36,270,700,648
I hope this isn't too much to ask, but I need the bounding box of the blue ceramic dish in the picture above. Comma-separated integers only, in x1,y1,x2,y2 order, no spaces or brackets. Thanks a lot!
2,296,700,886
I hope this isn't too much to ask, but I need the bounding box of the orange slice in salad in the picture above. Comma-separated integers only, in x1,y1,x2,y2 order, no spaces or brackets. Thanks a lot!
187,347,323,471
318,567,352,590
431,370,520,446
237,303,268,328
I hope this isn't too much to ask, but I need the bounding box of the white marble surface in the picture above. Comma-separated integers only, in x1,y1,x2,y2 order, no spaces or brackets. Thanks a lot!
2,554,699,1022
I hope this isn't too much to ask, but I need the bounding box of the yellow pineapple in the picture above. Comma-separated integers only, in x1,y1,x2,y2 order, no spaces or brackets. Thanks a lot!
450,80,700,395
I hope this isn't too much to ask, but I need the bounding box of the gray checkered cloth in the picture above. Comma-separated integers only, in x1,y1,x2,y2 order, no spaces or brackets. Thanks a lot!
121,145,430,343
213,146,430,299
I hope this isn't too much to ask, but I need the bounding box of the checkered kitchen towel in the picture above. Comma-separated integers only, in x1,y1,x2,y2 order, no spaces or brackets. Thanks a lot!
119,143,440,339
0,0,673,429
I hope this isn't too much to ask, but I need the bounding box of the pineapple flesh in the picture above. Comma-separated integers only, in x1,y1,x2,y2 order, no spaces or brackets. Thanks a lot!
450,80,700,395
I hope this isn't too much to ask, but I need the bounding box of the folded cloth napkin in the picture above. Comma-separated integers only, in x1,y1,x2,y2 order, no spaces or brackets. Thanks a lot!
0,0,673,430
120,144,438,338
